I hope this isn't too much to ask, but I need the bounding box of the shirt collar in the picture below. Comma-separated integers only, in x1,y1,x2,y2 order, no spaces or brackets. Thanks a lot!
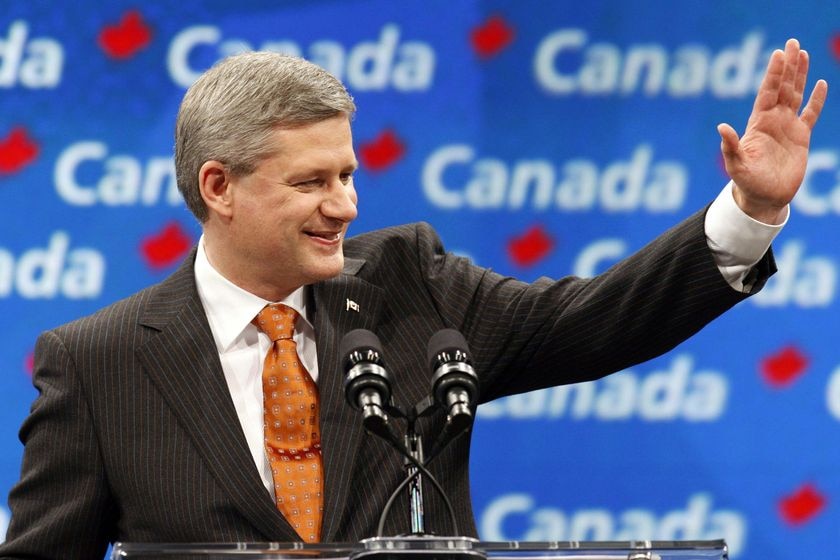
194,235,312,353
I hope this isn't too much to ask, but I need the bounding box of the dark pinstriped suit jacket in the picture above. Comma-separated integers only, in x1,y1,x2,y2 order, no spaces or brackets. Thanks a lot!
0,211,773,559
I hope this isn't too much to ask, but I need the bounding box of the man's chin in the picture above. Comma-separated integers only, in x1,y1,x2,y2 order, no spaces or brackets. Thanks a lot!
305,256,345,283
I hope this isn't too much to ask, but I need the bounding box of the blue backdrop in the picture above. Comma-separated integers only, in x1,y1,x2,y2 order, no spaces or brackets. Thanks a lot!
1,2,838,559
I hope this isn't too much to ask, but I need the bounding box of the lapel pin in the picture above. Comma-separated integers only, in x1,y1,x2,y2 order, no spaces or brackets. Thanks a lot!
346,298,360,312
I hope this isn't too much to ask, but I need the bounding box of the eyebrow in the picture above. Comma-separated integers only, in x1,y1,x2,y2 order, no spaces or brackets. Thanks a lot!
281,161,359,183
301,161,358,174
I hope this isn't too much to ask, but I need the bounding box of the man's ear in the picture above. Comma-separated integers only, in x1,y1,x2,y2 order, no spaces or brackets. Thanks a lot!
199,160,233,218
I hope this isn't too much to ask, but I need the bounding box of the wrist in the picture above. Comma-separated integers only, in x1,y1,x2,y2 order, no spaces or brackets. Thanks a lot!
731,184,788,225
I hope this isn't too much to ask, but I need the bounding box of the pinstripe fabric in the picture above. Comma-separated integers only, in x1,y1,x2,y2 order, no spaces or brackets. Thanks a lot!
0,209,774,559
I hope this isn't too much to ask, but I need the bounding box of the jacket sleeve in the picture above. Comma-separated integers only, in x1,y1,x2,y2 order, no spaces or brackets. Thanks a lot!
415,208,775,402
0,330,115,560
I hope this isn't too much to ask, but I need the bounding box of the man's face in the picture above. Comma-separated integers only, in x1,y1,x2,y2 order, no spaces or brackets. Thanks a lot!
222,115,358,299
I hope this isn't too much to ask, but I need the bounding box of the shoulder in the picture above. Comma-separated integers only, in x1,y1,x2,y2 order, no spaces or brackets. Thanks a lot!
340,222,488,304
46,251,197,349
344,222,443,261
53,286,152,338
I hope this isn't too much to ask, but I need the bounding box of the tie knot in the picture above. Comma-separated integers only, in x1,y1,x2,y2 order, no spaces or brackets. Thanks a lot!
254,304,298,341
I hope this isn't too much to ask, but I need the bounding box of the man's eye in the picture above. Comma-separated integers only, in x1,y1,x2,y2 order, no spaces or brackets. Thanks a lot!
340,173,354,185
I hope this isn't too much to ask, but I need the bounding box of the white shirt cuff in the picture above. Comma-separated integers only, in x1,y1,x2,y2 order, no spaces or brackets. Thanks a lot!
705,181,787,292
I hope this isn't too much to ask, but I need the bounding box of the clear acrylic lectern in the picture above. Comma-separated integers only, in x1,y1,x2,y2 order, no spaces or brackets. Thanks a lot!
111,536,728,560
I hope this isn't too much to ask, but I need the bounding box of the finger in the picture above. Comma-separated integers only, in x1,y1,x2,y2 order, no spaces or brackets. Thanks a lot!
753,49,785,112
777,39,801,108
717,123,741,159
800,79,828,130
790,49,809,110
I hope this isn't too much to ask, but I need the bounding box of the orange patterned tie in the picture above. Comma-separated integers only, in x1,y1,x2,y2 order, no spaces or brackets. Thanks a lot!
255,304,323,543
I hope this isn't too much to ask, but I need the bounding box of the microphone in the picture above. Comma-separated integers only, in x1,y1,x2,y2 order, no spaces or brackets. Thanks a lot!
341,329,396,442
340,328,464,537
427,329,479,436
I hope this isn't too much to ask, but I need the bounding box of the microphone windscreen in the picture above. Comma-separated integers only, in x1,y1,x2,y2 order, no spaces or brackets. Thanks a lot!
340,329,384,366
427,328,470,370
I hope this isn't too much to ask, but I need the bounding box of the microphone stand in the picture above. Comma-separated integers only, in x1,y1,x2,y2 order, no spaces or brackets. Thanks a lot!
342,328,480,555
359,396,484,560
401,396,438,535
404,430,425,534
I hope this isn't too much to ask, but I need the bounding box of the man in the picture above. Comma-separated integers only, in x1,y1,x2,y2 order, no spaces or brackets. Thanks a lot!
0,39,827,559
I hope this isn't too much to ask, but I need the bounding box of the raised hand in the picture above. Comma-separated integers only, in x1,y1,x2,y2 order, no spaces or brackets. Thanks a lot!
717,38,828,224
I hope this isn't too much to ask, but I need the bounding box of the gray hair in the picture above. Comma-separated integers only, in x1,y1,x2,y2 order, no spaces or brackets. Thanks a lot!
175,52,356,222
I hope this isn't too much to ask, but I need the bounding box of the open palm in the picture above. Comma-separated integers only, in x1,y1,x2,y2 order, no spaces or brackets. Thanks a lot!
718,39,828,224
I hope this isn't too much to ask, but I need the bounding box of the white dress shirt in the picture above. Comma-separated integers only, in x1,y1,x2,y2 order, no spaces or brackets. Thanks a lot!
194,241,318,496
193,182,784,495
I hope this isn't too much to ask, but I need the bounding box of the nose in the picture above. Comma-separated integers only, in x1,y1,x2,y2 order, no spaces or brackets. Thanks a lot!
321,179,358,223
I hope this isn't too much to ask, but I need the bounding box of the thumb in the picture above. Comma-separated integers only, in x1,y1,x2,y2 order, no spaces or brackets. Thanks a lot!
717,123,741,159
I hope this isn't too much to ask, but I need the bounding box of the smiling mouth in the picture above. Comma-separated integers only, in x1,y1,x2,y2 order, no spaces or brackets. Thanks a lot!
304,231,341,242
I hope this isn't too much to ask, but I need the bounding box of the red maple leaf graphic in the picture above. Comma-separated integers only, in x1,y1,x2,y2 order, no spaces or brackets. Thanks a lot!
779,483,827,526
0,127,39,175
508,225,554,267
360,129,405,172
760,345,809,388
140,222,192,269
471,15,515,59
830,34,840,62
98,10,153,59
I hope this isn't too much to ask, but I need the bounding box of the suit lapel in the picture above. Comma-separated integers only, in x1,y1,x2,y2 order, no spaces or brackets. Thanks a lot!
135,255,298,542
133,253,383,542
313,258,385,541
